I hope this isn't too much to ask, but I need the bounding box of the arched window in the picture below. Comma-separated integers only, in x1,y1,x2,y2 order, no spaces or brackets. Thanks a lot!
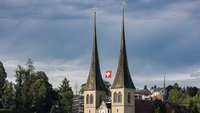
114,92,117,103
118,92,122,103
128,92,131,103
90,94,93,104
86,94,89,104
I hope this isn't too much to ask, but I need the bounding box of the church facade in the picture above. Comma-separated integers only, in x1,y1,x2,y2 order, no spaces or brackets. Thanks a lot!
84,6,135,113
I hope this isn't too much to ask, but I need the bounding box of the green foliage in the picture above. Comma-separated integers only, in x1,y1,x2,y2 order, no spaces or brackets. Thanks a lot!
79,83,86,94
183,92,200,113
0,62,7,87
1,81,15,110
0,62,7,108
186,86,198,97
59,77,73,113
167,83,200,113
13,59,54,113
31,79,47,113
168,89,188,104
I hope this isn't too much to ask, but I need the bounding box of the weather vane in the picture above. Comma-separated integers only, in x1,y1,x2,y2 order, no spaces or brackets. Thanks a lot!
122,0,126,8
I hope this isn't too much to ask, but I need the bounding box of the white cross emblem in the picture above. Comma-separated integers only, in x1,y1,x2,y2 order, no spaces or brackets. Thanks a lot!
106,71,111,77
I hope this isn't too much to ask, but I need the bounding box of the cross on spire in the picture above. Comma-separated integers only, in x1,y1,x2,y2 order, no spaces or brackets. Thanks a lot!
93,7,97,13
122,0,126,8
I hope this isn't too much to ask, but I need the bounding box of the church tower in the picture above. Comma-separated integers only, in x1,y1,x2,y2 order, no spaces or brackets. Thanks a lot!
84,9,107,113
111,1,136,113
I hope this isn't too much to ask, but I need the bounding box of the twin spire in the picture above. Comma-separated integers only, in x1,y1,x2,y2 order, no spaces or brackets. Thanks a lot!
84,9,106,91
85,2,135,91
111,4,135,89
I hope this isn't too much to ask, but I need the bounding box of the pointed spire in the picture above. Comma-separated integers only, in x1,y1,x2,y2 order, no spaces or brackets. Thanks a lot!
111,1,135,89
164,75,166,90
85,9,106,91
163,75,166,102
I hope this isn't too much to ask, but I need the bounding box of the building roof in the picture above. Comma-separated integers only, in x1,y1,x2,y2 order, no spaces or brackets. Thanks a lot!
111,8,135,89
151,88,163,92
84,10,106,91
136,89,151,96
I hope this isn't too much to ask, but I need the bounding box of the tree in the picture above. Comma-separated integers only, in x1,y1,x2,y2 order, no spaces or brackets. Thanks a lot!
186,86,198,97
14,59,54,113
0,61,7,98
183,90,200,113
31,79,48,113
35,71,54,112
79,83,86,94
0,62,7,87
14,65,28,112
166,85,173,95
59,77,73,113
168,89,188,104
173,83,181,91
1,80,15,109
26,58,35,75
0,61,7,108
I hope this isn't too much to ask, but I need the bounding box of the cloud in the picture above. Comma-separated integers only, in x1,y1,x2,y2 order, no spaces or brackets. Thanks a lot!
191,71,200,78
1,0,200,89
139,0,156,3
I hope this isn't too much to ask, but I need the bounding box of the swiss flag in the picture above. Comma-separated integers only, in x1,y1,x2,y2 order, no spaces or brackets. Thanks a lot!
105,70,112,78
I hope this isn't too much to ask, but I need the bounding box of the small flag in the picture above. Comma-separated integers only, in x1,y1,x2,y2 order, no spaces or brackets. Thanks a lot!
105,70,112,78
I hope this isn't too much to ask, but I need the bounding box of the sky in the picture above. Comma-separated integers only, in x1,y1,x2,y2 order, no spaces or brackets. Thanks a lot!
0,0,200,91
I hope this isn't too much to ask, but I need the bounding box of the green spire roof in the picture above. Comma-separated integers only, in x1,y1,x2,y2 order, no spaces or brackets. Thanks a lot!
85,10,106,91
111,7,135,89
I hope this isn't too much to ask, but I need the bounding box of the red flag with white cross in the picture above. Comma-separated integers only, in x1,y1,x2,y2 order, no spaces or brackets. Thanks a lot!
105,70,112,78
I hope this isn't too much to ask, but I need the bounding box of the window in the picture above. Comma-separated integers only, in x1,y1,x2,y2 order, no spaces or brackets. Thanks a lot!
118,92,122,103
128,92,131,103
86,94,89,104
90,94,93,104
114,92,117,103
